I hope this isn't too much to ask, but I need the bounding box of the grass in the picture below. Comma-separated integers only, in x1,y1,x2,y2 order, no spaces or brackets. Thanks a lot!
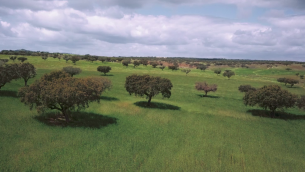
1,55,305,171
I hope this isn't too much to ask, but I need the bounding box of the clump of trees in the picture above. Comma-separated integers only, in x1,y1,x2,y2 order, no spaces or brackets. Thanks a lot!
243,85,297,117
63,66,82,77
223,70,235,79
196,64,208,71
125,74,173,106
168,63,179,71
181,69,191,76
238,85,256,93
18,71,112,123
214,69,221,76
195,82,217,96
97,66,111,75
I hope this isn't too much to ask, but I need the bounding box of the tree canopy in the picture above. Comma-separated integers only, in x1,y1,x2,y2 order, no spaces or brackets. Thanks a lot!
214,69,221,75
223,70,235,79
13,62,36,86
238,85,256,93
97,66,111,75
62,66,82,77
18,71,112,123
125,74,173,106
243,85,297,117
195,82,217,96
0,64,19,89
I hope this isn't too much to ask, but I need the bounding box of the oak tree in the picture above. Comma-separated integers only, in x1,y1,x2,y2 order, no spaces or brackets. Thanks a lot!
223,70,235,79
181,69,191,76
238,85,256,93
18,71,112,123
0,64,20,90
195,82,217,96
14,63,36,86
125,74,173,106
243,85,297,117
71,56,80,65
63,66,82,77
17,57,27,63
97,66,111,75
214,69,221,76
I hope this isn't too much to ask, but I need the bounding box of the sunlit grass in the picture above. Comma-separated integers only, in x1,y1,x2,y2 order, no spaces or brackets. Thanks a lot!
1,55,305,171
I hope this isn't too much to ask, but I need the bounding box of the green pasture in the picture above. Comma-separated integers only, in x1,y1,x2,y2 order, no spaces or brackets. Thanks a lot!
1,55,305,171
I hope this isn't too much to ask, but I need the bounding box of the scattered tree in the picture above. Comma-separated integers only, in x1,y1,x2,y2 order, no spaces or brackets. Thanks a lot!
140,59,148,66
297,96,305,111
62,66,82,77
277,78,287,85
285,78,299,87
0,64,19,90
197,64,207,71
125,74,173,106
18,71,112,123
133,61,140,68
160,66,165,71
223,70,235,79
41,56,48,61
150,62,158,68
286,68,292,71
99,57,106,63
63,55,70,63
296,73,299,76
122,60,130,67
195,82,218,96
300,75,304,79
181,69,191,76
17,57,27,63
71,56,80,65
14,63,36,86
214,69,221,76
238,85,256,93
168,63,179,71
88,57,97,63
243,85,297,117
97,66,111,75
10,56,17,62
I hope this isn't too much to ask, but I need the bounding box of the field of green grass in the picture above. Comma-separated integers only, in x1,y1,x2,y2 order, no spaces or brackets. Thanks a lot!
1,55,305,171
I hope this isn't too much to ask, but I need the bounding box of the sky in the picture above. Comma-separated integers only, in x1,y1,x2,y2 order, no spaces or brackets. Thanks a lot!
0,0,305,61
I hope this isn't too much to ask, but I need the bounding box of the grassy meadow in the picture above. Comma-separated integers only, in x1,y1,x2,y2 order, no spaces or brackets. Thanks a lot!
1,55,305,171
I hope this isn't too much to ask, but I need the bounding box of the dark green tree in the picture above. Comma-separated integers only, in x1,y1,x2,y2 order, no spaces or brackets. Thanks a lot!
238,85,256,93
17,57,28,63
223,70,235,79
0,64,20,89
10,56,17,62
62,66,82,77
214,69,221,76
181,69,191,76
63,55,70,63
243,85,297,117
125,74,173,106
122,60,130,67
14,63,36,86
150,62,158,68
160,66,165,71
195,82,217,96
97,66,111,75
133,61,140,68
285,78,299,87
71,56,80,65
41,55,48,61
297,96,305,111
18,71,112,123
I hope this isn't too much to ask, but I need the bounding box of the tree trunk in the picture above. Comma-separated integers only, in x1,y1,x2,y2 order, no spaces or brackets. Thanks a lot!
147,96,152,106
62,110,70,123
205,91,208,96
24,79,28,86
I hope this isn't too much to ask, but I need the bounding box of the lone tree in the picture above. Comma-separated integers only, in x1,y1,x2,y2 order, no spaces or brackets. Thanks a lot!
63,55,70,63
195,82,217,96
223,70,235,79
181,69,191,76
286,68,292,71
214,69,221,76
238,85,256,93
133,61,140,68
97,66,111,75
122,60,130,67
71,56,80,65
277,78,287,85
197,64,207,71
140,59,148,66
160,66,165,71
300,75,304,79
10,56,17,62
14,63,36,86
243,85,297,117
296,73,299,76
62,66,82,77
125,74,173,106
0,64,20,90
150,62,158,68
17,57,27,63
41,55,48,61
285,78,299,87
18,71,112,123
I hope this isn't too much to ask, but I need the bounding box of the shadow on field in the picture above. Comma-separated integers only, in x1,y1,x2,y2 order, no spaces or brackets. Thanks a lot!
196,94,220,98
34,112,118,128
100,74,114,76
0,90,18,98
100,96,119,101
134,101,180,110
247,109,305,120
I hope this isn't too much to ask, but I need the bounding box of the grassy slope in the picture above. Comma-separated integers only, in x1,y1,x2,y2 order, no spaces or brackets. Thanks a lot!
1,56,305,171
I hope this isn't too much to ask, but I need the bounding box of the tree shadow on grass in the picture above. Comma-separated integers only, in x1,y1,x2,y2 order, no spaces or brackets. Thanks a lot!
0,90,18,98
247,109,305,120
100,74,114,76
196,94,220,98
34,112,118,128
134,101,180,110
100,96,119,101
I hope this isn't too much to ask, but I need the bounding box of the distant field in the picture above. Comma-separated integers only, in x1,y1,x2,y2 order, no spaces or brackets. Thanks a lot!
1,55,305,171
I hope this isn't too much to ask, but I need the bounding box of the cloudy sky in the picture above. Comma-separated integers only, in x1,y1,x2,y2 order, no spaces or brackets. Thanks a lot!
0,0,305,61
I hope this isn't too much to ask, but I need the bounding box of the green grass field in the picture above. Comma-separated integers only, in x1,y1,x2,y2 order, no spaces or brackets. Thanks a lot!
1,56,305,171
